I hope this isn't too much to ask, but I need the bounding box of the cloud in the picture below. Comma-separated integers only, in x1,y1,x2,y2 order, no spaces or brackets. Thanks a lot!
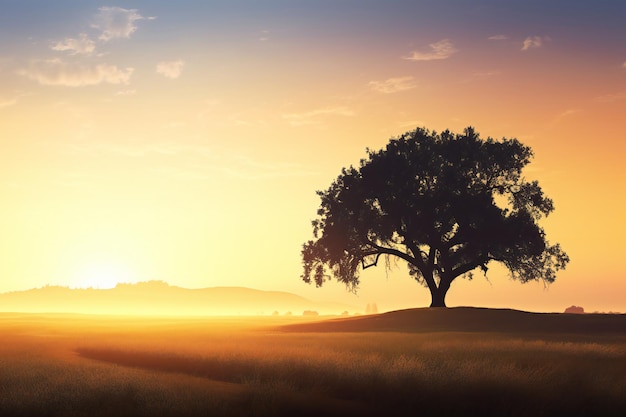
235,157,317,180
152,167,214,181
155,156,318,182
18,58,133,86
595,91,626,103
368,76,416,94
92,6,153,41
473,70,501,78
64,141,316,180
0,91,29,109
51,34,95,55
404,39,457,61
259,30,270,42
623,62,626,68
0,97,18,109
488,35,508,41
115,89,136,96
65,141,212,158
521,36,544,51
156,60,185,79
548,109,582,126
556,109,581,118
396,120,427,130
282,106,355,126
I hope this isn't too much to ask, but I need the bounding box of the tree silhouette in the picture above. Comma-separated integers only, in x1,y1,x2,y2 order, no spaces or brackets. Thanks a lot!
301,127,569,307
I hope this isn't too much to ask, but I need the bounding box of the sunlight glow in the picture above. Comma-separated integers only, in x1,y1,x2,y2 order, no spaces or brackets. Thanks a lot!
75,261,136,289
1,1,624,313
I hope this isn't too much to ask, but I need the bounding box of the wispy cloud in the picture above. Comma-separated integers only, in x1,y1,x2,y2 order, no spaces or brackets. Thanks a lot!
50,34,95,55
550,108,581,126
156,60,185,79
368,76,416,94
219,155,319,180
521,36,545,51
557,109,581,118
404,39,457,61
0,91,28,109
259,30,270,42
396,120,427,130
227,113,268,127
473,70,501,78
0,96,18,109
155,157,318,182
488,35,508,41
282,106,355,126
115,89,136,96
595,91,626,103
18,58,133,86
64,141,318,181
92,6,154,41
65,141,212,158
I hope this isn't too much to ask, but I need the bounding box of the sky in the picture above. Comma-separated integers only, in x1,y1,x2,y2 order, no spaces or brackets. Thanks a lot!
0,0,624,313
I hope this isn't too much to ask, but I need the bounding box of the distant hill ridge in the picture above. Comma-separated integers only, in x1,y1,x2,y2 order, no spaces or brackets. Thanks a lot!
0,281,354,316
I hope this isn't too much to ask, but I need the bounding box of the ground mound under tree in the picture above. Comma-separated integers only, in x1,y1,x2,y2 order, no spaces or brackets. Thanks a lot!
279,307,626,335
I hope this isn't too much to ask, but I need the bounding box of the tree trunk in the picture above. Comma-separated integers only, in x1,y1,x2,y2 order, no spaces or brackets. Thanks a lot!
429,282,450,308
429,289,447,307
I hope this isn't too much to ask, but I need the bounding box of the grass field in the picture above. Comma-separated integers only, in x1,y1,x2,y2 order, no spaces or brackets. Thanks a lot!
1,309,624,417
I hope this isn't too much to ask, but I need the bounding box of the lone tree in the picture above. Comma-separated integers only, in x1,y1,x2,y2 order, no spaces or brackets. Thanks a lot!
301,127,569,307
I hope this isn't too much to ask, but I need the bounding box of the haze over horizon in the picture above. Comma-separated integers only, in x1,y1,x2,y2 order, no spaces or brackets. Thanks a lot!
1,1,624,313
0,280,362,315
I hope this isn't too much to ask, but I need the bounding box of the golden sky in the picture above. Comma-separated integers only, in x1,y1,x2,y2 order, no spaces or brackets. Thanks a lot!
0,1,624,312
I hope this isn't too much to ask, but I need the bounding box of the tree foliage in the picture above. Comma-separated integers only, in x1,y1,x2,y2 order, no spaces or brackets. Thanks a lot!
301,127,569,307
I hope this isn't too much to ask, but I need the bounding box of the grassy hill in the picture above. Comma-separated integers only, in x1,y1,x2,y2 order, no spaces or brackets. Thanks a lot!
1,309,624,416
280,306,626,335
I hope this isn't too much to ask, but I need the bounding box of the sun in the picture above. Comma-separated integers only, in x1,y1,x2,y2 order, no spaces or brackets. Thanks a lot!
77,261,136,289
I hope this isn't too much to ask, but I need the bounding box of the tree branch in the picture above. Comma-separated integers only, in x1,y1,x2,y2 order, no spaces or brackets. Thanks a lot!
403,240,428,270
365,239,422,268
450,256,489,279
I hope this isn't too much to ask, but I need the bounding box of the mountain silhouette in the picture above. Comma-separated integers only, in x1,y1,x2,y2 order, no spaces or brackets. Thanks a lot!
0,281,355,316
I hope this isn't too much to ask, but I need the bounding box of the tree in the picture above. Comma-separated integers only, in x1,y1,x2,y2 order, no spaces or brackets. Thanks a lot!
301,127,569,307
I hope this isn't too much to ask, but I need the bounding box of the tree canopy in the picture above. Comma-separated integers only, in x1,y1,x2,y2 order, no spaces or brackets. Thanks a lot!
301,127,569,307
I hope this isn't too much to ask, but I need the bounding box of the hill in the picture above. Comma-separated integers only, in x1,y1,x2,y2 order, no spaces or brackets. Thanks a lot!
280,307,626,335
0,281,355,316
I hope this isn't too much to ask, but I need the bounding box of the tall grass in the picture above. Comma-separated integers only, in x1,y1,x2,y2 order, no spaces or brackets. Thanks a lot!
1,314,624,416
76,332,626,416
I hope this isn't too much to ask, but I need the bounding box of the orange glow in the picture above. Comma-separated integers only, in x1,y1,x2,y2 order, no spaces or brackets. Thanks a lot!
74,259,136,289
0,2,624,314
